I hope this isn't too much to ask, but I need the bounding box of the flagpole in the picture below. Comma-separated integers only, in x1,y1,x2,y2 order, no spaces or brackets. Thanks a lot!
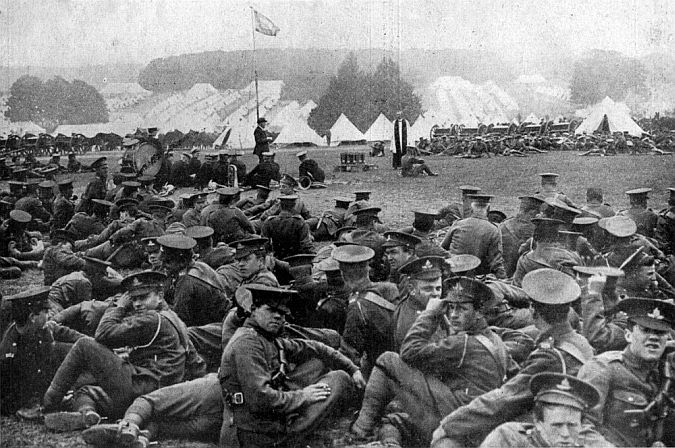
250,7,260,122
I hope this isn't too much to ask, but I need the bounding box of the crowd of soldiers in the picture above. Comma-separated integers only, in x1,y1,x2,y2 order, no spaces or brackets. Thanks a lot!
415,130,675,158
0,146,675,448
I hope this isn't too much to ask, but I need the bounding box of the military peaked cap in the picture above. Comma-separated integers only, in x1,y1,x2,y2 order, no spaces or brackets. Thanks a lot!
616,298,675,332
530,373,600,411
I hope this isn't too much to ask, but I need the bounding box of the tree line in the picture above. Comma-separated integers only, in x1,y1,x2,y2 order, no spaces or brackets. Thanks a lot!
5,75,108,132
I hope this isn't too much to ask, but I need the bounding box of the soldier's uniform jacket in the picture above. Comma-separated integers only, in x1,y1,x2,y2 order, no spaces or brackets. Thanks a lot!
77,217,134,250
259,197,311,221
42,244,86,286
218,319,358,437
261,211,314,260
51,194,75,231
52,299,113,336
199,245,235,269
168,261,231,327
236,195,265,212
512,243,582,287
480,421,608,448
499,216,535,277
216,264,279,298
246,161,280,188
0,228,38,260
441,216,506,278
299,158,325,182
48,271,93,313
202,204,254,244
76,175,107,214
400,309,515,402
618,207,658,239
437,321,594,447
578,348,675,447
0,321,83,414
342,281,399,375
314,206,348,237
181,208,201,228
391,291,425,349
94,303,190,388
14,196,51,223
195,161,214,189
655,208,675,255
65,212,106,240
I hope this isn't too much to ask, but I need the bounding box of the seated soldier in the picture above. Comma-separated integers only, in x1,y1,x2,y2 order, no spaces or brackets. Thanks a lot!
216,237,279,296
245,152,280,188
0,287,82,418
347,277,516,447
48,256,123,314
65,198,111,240
261,195,314,260
306,196,352,241
186,225,234,269
42,229,85,286
157,234,230,326
297,150,325,183
219,284,365,448
238,184,272,215
480,373,603,448
401,147,438,177
1,210,44,262
41,271,200,432
82,285,346,448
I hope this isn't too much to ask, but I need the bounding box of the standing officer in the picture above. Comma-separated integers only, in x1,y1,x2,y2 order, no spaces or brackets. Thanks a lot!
76,157,108,214
431,269,595,448
480,373,602,448
219,284,364,448
51,179,75,231
618,187,659,238
441,194,506,278
261,195,314,260
253,117,272,162
578,298,675,447
349,276,514,447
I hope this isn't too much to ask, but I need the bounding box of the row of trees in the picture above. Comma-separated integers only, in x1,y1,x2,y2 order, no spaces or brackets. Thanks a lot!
308,54,422,133
570,50,648,106
5,75,108,131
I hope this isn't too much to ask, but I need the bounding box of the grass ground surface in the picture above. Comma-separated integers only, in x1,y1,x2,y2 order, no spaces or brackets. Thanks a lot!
1,147,674,447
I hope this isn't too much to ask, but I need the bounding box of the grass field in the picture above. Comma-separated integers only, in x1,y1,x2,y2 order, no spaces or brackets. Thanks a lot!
1,147,674,447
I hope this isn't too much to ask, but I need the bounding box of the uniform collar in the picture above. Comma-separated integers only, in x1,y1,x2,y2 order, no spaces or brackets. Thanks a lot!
535,320,574,344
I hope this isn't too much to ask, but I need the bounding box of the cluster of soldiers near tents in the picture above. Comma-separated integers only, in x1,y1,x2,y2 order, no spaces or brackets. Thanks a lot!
1,119,675,448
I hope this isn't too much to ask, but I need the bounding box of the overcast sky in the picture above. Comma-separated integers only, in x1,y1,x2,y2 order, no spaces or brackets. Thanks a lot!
1,0,672,67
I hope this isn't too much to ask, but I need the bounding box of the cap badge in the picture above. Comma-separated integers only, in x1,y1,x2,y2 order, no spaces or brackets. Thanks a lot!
648,308,664,320
423,260,433,270
131,278,142,287
386,235,392,241
556,378,572,391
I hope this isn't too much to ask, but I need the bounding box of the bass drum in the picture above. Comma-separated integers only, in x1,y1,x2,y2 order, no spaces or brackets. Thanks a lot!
125,140,170,186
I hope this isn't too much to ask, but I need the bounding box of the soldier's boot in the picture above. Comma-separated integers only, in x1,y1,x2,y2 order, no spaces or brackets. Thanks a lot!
44,407,101,432
0,267,21,278
379,423,403,447
351,363,395,437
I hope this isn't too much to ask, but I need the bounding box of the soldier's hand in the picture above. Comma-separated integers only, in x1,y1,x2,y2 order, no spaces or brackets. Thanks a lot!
117,291,132,310
426,297,446,313
588,273,607,296
352,370,366,389
301,383,331,404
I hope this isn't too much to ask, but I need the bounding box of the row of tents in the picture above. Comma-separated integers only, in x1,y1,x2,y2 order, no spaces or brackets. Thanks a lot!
0,96,647,150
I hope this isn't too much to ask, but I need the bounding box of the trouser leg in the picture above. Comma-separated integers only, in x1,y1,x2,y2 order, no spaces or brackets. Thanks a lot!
352,351,399,434
44,337,140,414
126,373,223,441
84,241,113,261
287,370,354,436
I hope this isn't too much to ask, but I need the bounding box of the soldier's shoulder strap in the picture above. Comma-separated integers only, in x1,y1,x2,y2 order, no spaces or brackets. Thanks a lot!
555,339,593,366
474,332,509,381
596,350,623,363
351,290,396,311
